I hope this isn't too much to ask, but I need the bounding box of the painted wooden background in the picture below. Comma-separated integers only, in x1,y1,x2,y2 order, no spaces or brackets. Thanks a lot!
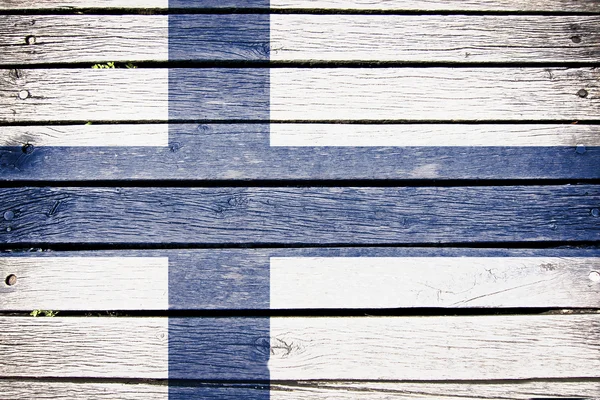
0,1,599,399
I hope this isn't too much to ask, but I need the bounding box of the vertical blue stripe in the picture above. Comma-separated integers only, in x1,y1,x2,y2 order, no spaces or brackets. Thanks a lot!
168,4,271,398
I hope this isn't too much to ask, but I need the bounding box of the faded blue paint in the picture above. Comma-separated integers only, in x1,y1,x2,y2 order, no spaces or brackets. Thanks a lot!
168,7,270,397
169,0,270,8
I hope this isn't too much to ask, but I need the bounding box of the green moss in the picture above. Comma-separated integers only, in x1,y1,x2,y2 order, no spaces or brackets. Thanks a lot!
30,310,59,317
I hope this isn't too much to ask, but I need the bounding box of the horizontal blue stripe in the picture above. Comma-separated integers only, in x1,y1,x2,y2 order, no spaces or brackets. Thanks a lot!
1,140,598,180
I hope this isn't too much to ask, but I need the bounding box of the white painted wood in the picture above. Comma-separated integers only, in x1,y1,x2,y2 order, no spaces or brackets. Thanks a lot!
1,0,598,11
2,380,600,399
270,124,600,147
0,317,168,378
268,314,600,380
0,125,168,147
0,15,168,64
2,315,599,380
0,69,168,123
0,0,168,9
269,0,600,11
2,68,597,122
0,257,168,310
2,15,597,64
269,257,600,308
269,68,600,121
270,381,600,399
270,15,600,63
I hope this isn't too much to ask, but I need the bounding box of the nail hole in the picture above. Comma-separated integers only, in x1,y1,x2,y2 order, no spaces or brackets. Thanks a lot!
571,35,582,43
5,274,17,286
589,271,600,283
577,89,588,98
18,90,29,100
22,144,34,154
3,210,14,221
25,35,36,45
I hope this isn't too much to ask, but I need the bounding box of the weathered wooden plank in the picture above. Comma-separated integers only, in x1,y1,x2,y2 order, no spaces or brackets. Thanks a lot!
0,15,168,64
270,15,600,62
1,0,600,12
2,15,599,64
0,257,168,310
0,186,598,244
1,380,600,400
268,68,600,121
2,249,599,310
270,123,600,146
0,124,167,147
2,68,598,122
2,124,599,181
269,256,600,309
1,315,599,379
0,69,168,123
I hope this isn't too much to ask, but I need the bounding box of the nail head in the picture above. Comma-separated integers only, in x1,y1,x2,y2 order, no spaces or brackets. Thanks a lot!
589,271,600,283
3,211,14,221
25,35,36,45
577,89,588,98
591,208,600,217
5,274,17,286
18,90,29,100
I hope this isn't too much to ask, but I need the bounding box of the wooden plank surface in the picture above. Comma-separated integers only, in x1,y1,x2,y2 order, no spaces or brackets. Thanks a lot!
2,249,599,310
0,124,168,147
2,15,599,64
1,315,599,380
1,380,600,400
1,0,600,12
2,68,598,123
0,257,168,310
0,186,598,244
1,124,599,181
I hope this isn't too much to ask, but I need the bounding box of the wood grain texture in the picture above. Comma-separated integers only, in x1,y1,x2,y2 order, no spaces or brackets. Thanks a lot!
1,124,599,181
0,124,168,147
270,15,600,63
2,68,598,122
0,0,168,9
2,380,600,400
0,15,167,64
270,123,600,146
2,249,599,310
0,257,168,310
2,15,599,63
0,186,598,244
270,256,600,309
0,69,168,123
269,68,600,121
1,0,599,11
2,315,600,380
0,317,168,379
